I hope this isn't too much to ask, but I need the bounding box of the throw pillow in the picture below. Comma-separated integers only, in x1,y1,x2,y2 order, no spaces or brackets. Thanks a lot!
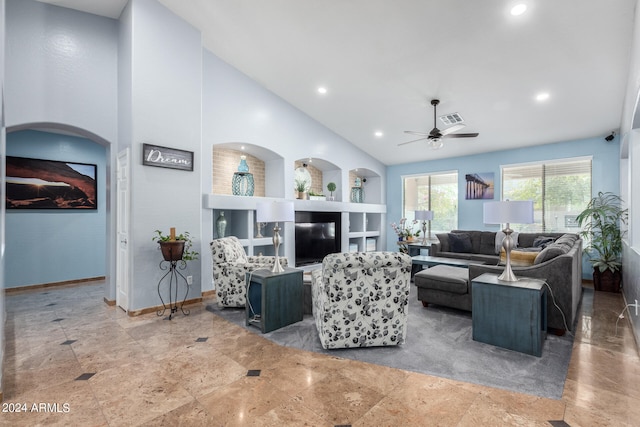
533,236,556,249
499,248,540,266
448,233,472,253
534,244,567,264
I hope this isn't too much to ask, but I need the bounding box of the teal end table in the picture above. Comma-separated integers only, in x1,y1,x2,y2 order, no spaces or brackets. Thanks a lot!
246,267,303,333
472,273,547,357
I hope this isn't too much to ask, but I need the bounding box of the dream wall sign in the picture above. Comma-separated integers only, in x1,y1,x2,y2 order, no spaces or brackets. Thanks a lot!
142,144,194,171
6,156,97,209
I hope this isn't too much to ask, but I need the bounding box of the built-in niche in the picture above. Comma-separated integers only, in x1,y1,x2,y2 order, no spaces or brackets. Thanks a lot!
294,158,342,201
212,147,266,196
348,168,382,204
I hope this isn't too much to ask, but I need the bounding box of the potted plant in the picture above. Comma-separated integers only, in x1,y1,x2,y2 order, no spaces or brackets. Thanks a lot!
152,229,199,262
294,179,308,200
308,190,326,201
576,191,628,292
327,182,337,201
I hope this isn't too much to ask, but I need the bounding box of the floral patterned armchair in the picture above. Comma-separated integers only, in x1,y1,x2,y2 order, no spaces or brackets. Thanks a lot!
311,251,412,349
211,236,288,307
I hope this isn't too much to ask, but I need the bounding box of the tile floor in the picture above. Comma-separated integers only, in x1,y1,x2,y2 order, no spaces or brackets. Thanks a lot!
1,280,639,426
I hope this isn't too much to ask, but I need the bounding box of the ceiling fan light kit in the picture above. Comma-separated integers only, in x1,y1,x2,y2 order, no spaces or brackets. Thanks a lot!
399,99,479,148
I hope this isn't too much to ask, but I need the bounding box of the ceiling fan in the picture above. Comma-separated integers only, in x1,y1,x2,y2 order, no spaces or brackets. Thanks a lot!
399,99,479,149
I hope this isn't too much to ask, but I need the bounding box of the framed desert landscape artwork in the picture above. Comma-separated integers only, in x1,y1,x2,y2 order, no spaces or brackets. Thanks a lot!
5,156,97,209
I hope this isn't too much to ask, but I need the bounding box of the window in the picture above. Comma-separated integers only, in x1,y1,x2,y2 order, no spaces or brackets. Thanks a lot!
403,171,458,233
502,158,592,233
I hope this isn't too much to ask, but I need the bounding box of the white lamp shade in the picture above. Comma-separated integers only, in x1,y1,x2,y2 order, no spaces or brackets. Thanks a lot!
415,210,434,221
256,201,295,223
483,200,534,224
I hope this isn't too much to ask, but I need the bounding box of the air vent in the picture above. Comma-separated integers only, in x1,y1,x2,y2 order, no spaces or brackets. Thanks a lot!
439,113,464,125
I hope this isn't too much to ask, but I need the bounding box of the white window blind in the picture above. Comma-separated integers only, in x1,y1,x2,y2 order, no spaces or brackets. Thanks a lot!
403,172,458,233
502,158,592,232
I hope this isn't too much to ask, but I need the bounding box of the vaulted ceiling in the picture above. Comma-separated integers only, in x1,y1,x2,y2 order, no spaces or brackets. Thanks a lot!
37,0,637,165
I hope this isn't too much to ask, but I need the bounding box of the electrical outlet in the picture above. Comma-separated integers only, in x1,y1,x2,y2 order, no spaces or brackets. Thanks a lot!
187,275,193,285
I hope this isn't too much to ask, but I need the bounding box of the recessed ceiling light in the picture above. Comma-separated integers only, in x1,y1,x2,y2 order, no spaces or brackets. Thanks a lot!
317,87,327,94
511,4,527,16
535,92,550,102
374,131,383,137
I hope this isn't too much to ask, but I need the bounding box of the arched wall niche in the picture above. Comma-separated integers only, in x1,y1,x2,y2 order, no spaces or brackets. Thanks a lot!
294,157,341,199
212,142,284,198
349,167,382,204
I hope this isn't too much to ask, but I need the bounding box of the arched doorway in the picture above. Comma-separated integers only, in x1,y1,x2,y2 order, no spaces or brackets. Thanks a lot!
5,122,116,304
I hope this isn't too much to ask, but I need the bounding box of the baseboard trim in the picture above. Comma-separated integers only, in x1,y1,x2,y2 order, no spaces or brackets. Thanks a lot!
201,290,216,299
127,297,203,317
5,277,106,294
103,298,116,306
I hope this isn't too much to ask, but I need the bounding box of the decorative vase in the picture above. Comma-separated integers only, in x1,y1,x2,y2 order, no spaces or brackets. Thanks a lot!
350,187,364,203
159,241,185,262
216,211,228,238
237,155,249,172
232,156,254,196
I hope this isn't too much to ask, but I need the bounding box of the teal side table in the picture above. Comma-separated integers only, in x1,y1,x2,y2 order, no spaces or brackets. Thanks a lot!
246,268,303,333
472,273,547,356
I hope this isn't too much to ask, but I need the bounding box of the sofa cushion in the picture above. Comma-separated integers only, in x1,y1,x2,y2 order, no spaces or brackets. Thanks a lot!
414,265,469,295
534,243,568,264
449,233,472,253
436,232,450,252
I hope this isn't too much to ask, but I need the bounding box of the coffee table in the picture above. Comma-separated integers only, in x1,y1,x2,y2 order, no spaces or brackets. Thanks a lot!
412,255,484,268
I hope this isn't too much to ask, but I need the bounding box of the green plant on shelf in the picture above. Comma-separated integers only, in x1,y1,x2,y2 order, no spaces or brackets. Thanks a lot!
152,229,199,261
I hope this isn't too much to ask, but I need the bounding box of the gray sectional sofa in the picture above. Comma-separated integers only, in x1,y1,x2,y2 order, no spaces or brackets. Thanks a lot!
414,230,583,334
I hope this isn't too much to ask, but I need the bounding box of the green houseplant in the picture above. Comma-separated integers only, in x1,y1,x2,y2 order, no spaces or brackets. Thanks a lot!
294,179,308,200
327,182,337,200
575,191,628,292
152,229,199,262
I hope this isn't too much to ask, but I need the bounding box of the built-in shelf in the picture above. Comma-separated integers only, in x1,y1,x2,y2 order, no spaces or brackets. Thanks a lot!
204,194,386,265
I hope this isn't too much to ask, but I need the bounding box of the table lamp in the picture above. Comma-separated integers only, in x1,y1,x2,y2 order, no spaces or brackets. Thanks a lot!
256,200,294,273
483,200,534,282
415,210,434,244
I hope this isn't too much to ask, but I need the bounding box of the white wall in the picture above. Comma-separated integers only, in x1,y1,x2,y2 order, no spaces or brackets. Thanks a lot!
122,0,203,310
201,51,387,290
4,0,118,300
619,0,640,348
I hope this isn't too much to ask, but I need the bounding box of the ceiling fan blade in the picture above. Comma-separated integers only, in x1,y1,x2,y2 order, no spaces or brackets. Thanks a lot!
398,136,429,146
404,130,429,136
444,132,479,139
440,124,466,136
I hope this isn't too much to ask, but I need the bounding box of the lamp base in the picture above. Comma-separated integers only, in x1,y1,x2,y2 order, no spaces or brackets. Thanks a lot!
499,226,519,282
271,224,285,274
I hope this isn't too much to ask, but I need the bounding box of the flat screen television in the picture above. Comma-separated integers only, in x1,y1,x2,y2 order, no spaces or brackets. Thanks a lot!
295,211,341,266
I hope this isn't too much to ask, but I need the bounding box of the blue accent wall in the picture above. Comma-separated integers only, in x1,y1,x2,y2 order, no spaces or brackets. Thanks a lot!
6,130,106,287
386,136,620,279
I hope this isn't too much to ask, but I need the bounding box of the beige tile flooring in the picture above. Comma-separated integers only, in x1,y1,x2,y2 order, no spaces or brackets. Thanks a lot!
1,280,639,426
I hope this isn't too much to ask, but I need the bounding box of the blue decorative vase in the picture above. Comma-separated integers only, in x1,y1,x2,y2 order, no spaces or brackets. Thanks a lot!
232,155,254,196
237,155,249,172
350,187,364,203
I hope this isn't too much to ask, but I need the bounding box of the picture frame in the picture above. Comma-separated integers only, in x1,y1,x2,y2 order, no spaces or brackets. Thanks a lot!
465,172,495,200
6,156,97,209
142,143,194,171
